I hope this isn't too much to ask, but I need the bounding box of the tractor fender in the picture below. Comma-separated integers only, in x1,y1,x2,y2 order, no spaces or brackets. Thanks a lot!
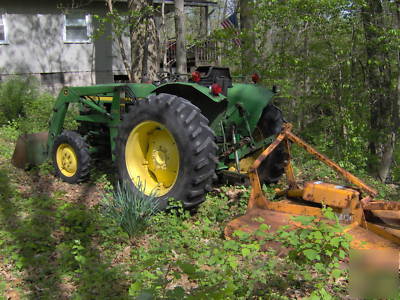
226,83,275,134
152,82,228,123
126,83,157,98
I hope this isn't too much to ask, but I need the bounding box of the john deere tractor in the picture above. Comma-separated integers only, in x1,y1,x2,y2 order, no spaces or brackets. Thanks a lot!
12,66,285,210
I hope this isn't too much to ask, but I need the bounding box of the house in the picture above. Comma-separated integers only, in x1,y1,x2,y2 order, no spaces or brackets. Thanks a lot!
0,0,217,93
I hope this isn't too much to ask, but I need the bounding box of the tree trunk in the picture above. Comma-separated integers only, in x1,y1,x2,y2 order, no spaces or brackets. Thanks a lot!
127,0,158,83
200,6,208,38
361,0,396,181
160,0,168,72
239,0,257,74
106,0,131,81
175,0,187,80
141,13,159,82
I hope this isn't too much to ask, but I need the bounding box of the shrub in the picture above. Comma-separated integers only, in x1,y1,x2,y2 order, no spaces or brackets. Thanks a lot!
276,207,351,288
18,92,54,133
102,182,159,238
0,75,79,138
0,76,40,125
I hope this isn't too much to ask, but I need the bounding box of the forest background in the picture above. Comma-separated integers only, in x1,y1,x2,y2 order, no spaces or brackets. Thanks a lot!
148,0,400,183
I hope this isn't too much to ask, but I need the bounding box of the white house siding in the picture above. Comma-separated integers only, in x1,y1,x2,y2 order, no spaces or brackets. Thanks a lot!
0,1,119,93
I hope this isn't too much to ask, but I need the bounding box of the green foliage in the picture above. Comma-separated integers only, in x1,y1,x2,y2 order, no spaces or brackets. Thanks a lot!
0,76,78,146
102,182,159,238
93,5,155,41
0,120,19,141
277,207,351,287
17,92,54,134
129,198,280,299
0,76,40,125
392,143,400,183
127,192,348,299
214,0,400,181
0,120,19,159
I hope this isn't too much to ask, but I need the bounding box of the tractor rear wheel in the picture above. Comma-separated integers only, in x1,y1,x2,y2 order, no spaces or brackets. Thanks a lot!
115,93,217,210
257,104,287,184
53,130,91,183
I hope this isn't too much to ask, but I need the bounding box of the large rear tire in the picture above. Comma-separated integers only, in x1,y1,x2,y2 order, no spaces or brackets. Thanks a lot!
256,104,287,184
115,93,218,210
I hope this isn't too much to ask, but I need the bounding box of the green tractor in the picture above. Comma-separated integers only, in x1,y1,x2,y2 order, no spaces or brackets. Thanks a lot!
12,66,285,210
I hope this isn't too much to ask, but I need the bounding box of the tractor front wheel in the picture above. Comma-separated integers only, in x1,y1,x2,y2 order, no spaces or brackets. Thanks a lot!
53,130,91,183
115,93,217,210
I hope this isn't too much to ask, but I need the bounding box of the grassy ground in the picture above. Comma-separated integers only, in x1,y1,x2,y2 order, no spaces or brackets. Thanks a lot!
0,126,398,299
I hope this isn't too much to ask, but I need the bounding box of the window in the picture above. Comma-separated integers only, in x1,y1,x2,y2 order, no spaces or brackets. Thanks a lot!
40,73,65,86
64,12,91,43
0,14,7,43
114,74,129,83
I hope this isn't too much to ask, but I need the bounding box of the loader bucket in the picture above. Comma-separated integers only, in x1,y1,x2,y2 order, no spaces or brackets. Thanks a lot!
11,132,49,169
225,123,400,253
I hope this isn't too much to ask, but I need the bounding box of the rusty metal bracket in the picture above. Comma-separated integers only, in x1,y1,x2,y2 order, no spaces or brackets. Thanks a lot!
248,123,378,210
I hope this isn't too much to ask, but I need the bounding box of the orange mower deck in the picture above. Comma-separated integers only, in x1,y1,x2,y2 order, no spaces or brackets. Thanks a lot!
225,124,400,253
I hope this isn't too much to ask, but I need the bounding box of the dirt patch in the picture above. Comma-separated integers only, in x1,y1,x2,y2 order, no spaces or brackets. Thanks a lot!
13,169,103,208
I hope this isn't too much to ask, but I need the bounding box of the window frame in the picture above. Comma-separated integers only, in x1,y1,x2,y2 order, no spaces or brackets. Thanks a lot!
63,12,91,44
0,14,8,44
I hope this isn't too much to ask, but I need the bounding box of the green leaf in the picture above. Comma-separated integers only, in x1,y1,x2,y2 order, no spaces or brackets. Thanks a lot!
314,262,324,272
258,223,269,231
313,231,323,240
303,249,319,261
332,269,342,279
302,270,312,281
227,256,238,269
292,215,315,225
323,209,336,220
166,286,185,299
223,240,238,250
177,261,197,275
128,282,142,296
330,237,341,247
241,248,251,257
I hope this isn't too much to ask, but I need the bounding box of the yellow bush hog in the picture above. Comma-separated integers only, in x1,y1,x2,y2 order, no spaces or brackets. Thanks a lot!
225,123,400,253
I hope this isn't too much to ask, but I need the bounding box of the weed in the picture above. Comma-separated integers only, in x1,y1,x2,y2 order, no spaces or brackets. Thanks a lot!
36,160,54,176
102,181,159,238
276,207,351,295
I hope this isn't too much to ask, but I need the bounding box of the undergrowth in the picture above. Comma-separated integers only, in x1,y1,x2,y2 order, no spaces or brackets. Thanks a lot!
0,160,351,299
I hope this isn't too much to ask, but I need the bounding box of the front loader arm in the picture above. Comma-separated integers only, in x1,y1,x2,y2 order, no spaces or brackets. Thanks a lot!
47,85,125,156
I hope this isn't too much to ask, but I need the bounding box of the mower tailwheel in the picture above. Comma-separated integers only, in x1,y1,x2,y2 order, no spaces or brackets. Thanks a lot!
53,130,91,183
115,93,218,210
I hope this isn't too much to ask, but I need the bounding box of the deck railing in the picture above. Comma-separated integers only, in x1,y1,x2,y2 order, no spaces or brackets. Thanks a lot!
165,39,218,68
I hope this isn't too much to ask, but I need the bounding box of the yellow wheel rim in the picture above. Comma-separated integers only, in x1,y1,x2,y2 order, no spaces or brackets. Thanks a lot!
56,143,78,177
125,121,180,196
